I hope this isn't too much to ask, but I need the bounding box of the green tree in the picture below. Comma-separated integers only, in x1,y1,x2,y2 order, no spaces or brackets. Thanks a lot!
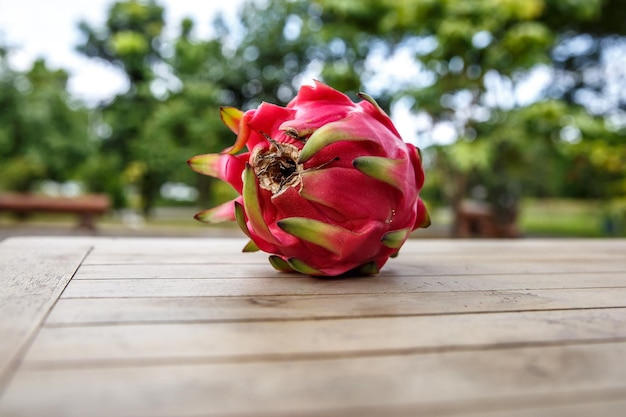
76,0,167,212
74,0,625,227
315,0,626,233
177,0,325,109
0,50,91,192
163,0,328,207
77,0,328,214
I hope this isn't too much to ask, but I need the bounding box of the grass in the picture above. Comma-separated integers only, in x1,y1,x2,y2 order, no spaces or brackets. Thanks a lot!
2,199,624,238
0,206,242,238
519,199,625,237
422,199,625,238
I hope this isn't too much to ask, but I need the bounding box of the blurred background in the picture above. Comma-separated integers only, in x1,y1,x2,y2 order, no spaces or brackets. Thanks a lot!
0,0,624,238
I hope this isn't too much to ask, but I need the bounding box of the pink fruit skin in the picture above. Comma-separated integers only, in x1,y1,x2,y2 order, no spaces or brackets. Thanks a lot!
189,81,429,276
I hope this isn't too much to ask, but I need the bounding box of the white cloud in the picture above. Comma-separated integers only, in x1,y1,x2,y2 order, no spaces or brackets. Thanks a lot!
68,59,129,104
0,0,246,104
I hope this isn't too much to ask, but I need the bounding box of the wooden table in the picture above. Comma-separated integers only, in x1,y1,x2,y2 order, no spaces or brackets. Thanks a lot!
1,236,625,417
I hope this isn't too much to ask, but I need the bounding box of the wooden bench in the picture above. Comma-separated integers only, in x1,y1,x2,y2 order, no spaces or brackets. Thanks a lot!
0,193,110,230
455,199,520,238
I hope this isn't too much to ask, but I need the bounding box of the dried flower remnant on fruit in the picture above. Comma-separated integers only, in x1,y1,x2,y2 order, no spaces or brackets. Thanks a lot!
252,138,303,196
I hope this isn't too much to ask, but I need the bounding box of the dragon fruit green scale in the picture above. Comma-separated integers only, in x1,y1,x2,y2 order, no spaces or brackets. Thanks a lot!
188,81,430,276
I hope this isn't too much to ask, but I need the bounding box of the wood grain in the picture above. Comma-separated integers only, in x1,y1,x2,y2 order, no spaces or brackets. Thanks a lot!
0,238,90,388
77,237,626,265
1,237,625,417
46,287,626,325
72,258,626,279
60,272,626,298
2,343,626,417
24,308,626,366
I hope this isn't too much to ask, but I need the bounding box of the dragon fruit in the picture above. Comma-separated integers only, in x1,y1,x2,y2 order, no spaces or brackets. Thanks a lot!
188,81,429,276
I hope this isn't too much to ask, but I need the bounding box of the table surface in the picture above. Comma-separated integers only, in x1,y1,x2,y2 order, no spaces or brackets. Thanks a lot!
0,236,625,417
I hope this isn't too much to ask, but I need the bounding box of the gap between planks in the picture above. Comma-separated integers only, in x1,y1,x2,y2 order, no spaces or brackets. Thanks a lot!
71,260,626,279
76,238,626,265
58,273,626,299
22,307,626,367
0,239,91,392
44,287,626,326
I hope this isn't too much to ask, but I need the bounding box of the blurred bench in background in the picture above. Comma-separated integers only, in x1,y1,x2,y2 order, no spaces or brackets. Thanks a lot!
455,199,520,238
0,193,110,230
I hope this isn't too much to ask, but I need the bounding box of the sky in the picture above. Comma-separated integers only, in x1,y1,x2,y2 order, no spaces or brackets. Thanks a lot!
0,0,246,103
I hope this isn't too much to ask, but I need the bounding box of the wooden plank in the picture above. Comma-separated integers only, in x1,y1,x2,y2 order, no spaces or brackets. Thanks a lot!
81,237,268,265
74,237,625,255
74,263,276,279
2,237,625,417
60,272,626,298
71,257,626,279
398,238,626,256
23,308,626,365
2,342,626,417
80,249,624,266
0,238,90,389
78,238,626,265
444,398,626,417
46,287,626,325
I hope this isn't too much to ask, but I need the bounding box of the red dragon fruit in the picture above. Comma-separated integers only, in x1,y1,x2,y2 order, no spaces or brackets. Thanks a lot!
188,81,429,276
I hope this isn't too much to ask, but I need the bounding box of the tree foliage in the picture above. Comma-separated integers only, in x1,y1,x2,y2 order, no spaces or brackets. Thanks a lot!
75,0,330,213
0,51,91,192
316,0,626,225
2,0,624,227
